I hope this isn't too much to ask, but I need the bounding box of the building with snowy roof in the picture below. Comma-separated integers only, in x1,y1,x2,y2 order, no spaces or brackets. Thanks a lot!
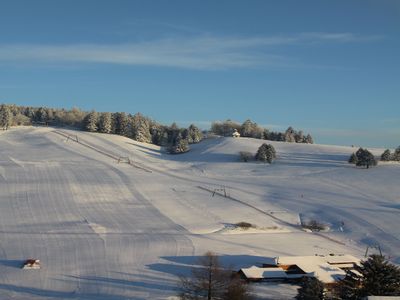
232,130,240,138
239,254,360,285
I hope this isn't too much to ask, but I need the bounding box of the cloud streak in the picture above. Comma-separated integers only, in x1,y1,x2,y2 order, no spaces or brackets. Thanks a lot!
0,33,382,70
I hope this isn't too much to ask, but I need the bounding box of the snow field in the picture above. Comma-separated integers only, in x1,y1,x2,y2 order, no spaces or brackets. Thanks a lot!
0,127,398,299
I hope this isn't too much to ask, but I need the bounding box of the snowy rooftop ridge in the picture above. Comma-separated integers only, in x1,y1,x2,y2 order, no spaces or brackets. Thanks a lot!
240,254,360,284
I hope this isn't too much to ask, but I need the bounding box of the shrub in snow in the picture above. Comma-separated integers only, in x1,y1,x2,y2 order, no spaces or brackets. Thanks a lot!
235,222,254,229
239,151,253,162
302,220,327,232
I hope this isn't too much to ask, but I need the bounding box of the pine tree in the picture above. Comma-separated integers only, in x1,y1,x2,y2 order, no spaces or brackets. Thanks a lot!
393,146,400,161
187,124,203,144
295,130,304,143
348,153,358,164
113,112,129,136
296,277,325,300
85,111,98,132
380,149,392,161
0,104,13,130
305,134,314,144
255,143,276,163
35,107,48,123
170,134,190,154
98,112,112,133
355,148,377,169
135,119,152,143
335,255,400,299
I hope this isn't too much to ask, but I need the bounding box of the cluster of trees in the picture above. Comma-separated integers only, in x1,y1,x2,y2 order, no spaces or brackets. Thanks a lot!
348,148,378,168
211,119,313,144
381,146,400,162
297,255,400,300
240,143,277,164
0,104,203,154
179,251,252,300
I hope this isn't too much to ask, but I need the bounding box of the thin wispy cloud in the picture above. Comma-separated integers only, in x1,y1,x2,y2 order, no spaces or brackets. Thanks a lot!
0,33,382,70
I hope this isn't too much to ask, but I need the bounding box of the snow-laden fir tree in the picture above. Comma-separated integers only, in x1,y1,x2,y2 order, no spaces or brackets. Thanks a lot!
130,113,152,143
186,124,203,144
393,146,400,161
381,149,392,161
295,130,304,143
305,134,314,144
113,112,129,136
35,107,48,123
296,277,325,300
0,104,13,130
98,112,113,133
335,255,400,299
355,148,377,168
255,143,276,163
348,153,358,164
169,133,190,154
85,110,98,132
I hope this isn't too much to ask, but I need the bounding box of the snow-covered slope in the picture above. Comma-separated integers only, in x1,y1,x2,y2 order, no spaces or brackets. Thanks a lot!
0,127,398,299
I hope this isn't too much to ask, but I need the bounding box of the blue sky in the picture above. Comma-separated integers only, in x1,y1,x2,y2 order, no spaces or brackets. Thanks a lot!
0,0,399,147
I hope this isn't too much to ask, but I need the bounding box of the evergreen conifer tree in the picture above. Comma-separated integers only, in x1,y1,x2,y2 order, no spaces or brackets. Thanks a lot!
135,119,152,143
85,111,98,132
305,134,314,144
169,133,190,154
114,112,129,136
336,255,400,299
255,143,276,163
98,112,112,133
381,149,392,161
355,148,377,168
296,277,325,300
393,146,400,161
348,153,358,164
187,124,203,144
0,104,13,130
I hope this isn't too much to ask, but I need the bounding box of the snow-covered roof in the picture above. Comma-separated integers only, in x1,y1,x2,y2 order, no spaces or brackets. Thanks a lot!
240,266,287,279
260,254,360,284
274,254,359,266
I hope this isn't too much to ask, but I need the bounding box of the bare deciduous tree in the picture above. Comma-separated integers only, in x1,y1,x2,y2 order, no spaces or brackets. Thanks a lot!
179,251,252,300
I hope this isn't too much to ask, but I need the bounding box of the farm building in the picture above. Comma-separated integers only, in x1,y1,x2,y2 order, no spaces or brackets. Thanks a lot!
239,254,360,285
232,129,240,138
22,259,41,270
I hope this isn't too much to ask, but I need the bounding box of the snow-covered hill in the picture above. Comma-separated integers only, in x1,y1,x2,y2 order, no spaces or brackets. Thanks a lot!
0,127,398,299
